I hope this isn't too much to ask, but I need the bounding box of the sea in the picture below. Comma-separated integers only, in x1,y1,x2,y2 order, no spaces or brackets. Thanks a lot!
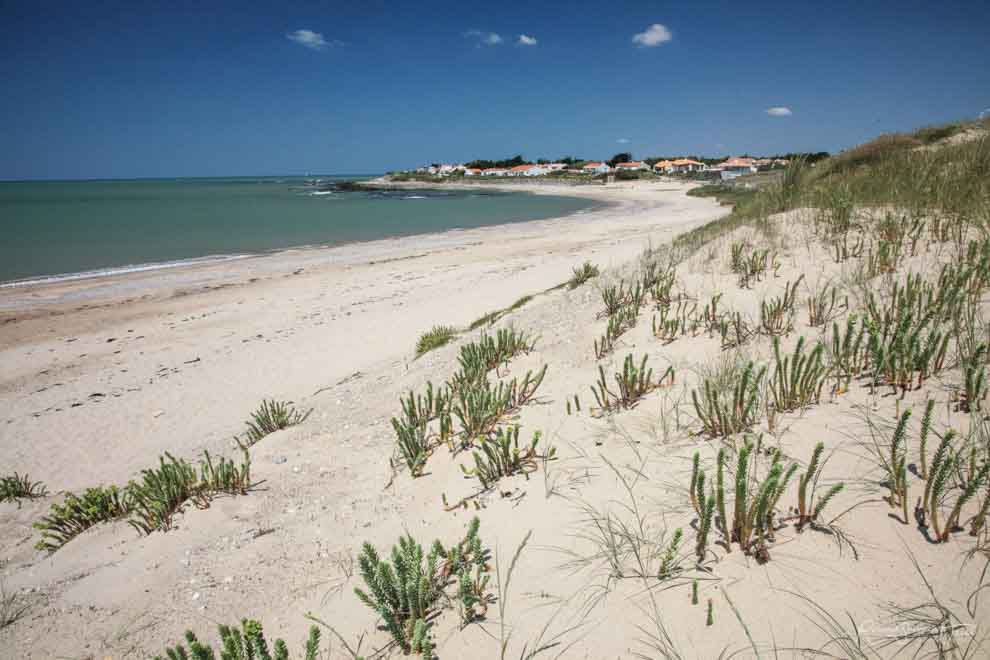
0,176,598,286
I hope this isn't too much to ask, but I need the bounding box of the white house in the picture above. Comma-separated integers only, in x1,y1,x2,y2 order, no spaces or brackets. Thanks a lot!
653,160,674,174
582,161,610,174
615,161,648,171
670,158,705,173
482,168,509,177
719,157,758,180
464,168,482,177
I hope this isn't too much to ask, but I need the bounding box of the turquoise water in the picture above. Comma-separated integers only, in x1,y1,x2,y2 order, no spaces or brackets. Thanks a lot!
0,177,597,284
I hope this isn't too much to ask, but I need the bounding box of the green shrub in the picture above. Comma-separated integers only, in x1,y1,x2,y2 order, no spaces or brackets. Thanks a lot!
34,485,131,552
156,619,322,660
355,519,490,653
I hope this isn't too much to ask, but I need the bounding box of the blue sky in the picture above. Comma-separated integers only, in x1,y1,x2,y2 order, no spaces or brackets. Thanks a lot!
2,1,989,180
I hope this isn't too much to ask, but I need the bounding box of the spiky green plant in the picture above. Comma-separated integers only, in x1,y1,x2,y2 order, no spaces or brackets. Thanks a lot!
128,449,252,535
923,430,957,541
568,261,600,289
0,473,47,504
591,354,672,412
156,620,322,660
400,381,451,427
806,282,847,327
691,361,766,437
715,448,730,549
695,484,716,563
887,409,912,523
460,426,553,490
796,442,844,530
244,399,311,445
706,599,714,626
596,304,636,358
769,336,828,413
456,327,534,384
416,324,458,357
759,276,803,336
658,528,683,579
960,344,988,412
717,310,754,350
355,521,489,653
453,379,512,444
827,314,866,393
918,398,935,480
943,461,990,541
391,414,430,476
34,485,131,552
691,579,698,605
126,455,197,535
355,535,441,654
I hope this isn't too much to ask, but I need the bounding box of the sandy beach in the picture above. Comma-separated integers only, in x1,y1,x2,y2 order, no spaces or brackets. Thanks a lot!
3,147,990,657
1,180,734,656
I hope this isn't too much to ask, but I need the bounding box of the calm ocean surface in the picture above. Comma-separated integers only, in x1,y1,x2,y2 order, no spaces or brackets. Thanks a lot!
0,176,598,285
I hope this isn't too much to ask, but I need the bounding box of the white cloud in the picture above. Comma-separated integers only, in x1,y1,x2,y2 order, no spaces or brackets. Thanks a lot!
632,23,672,47
287,29,331,50
616,138,630,144
465,29,503,46
765,106,793,117
518,34,537,46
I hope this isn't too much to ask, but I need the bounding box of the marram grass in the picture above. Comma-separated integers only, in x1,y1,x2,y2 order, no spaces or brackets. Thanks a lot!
416,324,458,356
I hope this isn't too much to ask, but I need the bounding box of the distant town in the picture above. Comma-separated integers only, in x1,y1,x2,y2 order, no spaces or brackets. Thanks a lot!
397,151,830,182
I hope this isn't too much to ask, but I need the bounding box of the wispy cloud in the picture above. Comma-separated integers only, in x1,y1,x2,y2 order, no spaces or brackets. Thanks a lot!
286,29,336,50
465,29,503,46
765,106,793,117
616,138,630,144
517,34,537,46
632,23,672,47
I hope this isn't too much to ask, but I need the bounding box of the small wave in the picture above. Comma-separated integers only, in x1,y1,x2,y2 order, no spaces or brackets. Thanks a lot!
403,195,427,200
0,254,253,289
310,191,335,196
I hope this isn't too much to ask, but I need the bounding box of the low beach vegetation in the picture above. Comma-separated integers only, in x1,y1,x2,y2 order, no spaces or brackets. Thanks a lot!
416,324,458,356
243,399,311,445
0,473,47,504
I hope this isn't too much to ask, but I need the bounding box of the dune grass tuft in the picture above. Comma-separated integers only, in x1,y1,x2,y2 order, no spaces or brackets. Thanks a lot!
244,399,311,445
416,324,458,356
568,261,600,289
0,473,47,505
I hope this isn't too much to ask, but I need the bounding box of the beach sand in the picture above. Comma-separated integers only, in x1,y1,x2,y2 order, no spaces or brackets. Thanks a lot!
1,178,985,658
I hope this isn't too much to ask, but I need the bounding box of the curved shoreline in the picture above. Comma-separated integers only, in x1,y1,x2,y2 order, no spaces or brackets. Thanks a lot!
0,182,633,315
0,184,604,292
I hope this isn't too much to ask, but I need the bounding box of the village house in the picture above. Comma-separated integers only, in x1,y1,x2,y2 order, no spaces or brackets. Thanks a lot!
582,161,610,174
615,161,648,171
463,168,482,176
653,160,674,174
719,156,758,179
482,167,509,177
670,158,706,173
